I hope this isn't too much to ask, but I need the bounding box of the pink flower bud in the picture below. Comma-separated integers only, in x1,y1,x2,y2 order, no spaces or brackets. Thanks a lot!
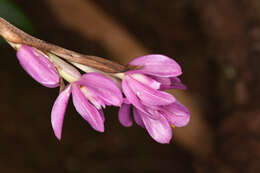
16,45,59,88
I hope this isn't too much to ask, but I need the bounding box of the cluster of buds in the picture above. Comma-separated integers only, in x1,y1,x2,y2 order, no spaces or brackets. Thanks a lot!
0,18,190,144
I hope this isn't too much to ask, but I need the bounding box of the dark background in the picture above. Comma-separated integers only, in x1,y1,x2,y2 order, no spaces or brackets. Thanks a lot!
0,0,260,172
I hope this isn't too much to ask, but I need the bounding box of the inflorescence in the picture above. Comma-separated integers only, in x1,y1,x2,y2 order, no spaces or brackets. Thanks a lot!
0,18,190,144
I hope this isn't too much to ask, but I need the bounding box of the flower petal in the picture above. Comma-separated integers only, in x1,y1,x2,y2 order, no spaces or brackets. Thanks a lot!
80,86,106,110
133,107,145,128
16,45,59,88
131,73,160,90
118,103,133,127
126,75,176,106
139,110,172,144
169,77,187,90
128,54,182,77
99,109,105,122
122,78,146,112
72,84,104,132
51,85,72,140
79,73,123,106
153,76,171,86
161,102,190,127
122,77,160,119
152,76,187,90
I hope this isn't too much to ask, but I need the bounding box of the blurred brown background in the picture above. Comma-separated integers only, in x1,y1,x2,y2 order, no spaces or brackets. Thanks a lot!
0,0,260,172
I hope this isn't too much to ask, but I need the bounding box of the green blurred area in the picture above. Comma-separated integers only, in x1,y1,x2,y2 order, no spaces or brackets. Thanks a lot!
0,0,34,43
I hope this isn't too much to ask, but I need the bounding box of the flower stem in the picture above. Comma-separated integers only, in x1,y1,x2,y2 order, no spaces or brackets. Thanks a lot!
0,17,129,73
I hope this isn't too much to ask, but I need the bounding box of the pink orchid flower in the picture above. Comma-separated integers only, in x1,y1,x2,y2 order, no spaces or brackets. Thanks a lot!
119,54,190,143
51,72,123,140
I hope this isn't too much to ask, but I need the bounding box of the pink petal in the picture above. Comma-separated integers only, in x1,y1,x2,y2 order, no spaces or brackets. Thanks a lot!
79,73,123,106
80,86,106,110
72,84,104,132
150,76,171,86
133,107,145,128
99,109,105,122
118,103,133,127
126,75,176,106
122,77,160,119
161,102,190,127
152,76,187,90
51,85,72,140
16,45,59,88
139,110,172,144
128,54,182,77
123,98,131,104
168,77,187,90
122,78,147,112
131,74,160,90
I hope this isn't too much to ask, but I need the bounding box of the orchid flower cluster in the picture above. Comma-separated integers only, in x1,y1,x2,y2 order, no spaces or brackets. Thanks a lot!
0,18,190,144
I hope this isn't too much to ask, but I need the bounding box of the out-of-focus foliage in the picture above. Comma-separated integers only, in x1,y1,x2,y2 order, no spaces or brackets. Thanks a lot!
0,0,34,43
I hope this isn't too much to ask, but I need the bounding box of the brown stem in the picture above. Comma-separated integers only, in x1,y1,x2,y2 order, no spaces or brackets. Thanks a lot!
0,17,128,73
